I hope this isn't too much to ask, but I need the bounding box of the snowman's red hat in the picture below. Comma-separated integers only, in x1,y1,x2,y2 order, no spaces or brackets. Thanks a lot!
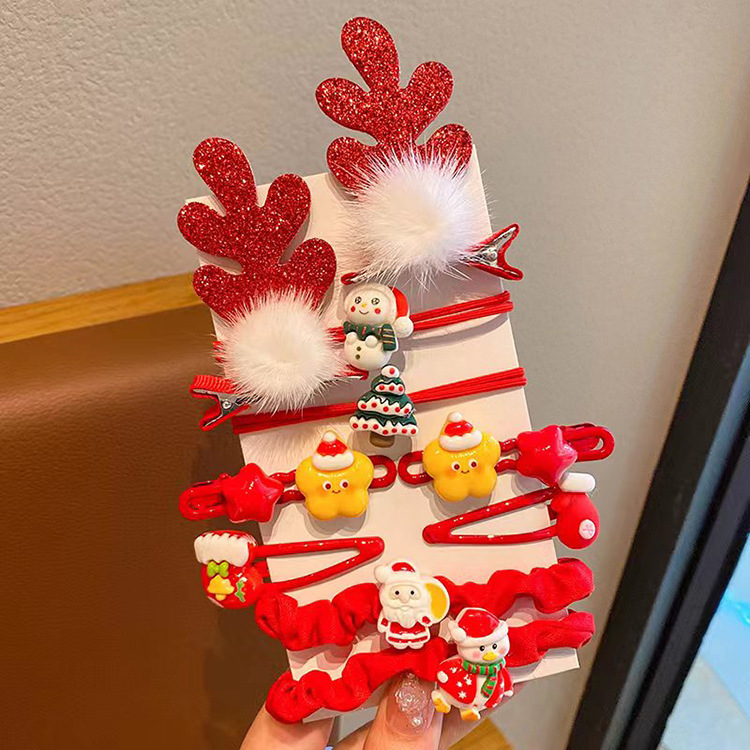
447,607,508,647
389,286,413,337
439,412,482,452
312,431,354,471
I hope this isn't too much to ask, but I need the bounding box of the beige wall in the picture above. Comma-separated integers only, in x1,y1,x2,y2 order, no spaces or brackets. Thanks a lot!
4,1,749,747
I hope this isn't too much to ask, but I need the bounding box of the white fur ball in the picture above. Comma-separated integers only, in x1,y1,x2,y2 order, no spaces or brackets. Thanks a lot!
222,294,341,412
349,152,488,284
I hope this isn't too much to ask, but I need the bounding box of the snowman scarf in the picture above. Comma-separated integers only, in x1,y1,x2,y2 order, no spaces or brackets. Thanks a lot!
342,322,397,351
462,658,505,699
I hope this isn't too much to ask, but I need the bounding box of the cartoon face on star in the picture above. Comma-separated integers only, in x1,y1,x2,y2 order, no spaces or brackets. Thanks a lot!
458,635,510,664
296,452,374,520
344,286,393,326
422,434,502,502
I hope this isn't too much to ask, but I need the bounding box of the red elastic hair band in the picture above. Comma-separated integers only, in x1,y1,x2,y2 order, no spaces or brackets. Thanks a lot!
330,290,513,342
231,367,527,434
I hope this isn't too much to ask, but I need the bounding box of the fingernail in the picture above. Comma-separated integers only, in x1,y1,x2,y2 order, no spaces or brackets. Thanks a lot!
386,673,435,738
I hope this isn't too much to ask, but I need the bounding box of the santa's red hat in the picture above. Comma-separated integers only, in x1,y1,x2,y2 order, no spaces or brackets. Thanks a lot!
374,559,420,586
439,412,482,452
312,431,354,471
447,607,508,647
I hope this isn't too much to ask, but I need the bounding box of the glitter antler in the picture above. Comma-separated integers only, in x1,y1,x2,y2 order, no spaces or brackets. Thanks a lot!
316,17,473,190
178,138,337,319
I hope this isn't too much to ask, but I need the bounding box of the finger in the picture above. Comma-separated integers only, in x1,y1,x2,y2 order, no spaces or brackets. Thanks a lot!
362,674,443,750
240,705,333,750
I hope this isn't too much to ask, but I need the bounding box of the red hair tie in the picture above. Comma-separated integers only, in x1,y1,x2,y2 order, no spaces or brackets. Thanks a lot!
264,612,594,723
231,368,526,434
255,558,594,651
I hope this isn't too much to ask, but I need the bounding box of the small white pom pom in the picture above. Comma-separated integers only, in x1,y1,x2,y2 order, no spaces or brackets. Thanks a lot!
221,293,341,412
348,152,487,284
393,316,414,337
559,472,596,493
447,621,467,643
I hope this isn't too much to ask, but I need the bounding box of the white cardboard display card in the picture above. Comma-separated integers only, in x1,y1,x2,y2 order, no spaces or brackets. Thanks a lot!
189,150,578,720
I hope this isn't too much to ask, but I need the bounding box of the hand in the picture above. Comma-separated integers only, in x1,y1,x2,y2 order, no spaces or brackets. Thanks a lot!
364,335,380,348
241,673,517,750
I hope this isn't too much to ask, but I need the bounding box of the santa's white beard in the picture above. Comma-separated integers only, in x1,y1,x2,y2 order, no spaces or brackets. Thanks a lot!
382,600,431,629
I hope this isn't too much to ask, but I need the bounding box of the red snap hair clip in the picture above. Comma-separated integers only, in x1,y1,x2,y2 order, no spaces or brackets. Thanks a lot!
422,488,600,550
180,449,397,523
399,422,614,499
194,531,384,608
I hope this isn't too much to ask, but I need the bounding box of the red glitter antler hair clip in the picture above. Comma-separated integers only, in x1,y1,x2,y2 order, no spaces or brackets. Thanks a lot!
317,18,517,283
178,137,336,318
178,138,342,412
316,16,472,190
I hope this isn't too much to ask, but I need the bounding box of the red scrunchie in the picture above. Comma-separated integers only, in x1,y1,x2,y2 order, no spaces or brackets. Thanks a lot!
439,557,594,617
506,610,595,667
256,583,380,651
256,558,593,651
265,612,595,723
267,637,450,723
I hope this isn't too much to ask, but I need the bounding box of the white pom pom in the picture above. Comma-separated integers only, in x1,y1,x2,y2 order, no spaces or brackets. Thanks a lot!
222,293,341,412
559,472,596,493
393,316,414,337
348,152,487,284
447,621,467,643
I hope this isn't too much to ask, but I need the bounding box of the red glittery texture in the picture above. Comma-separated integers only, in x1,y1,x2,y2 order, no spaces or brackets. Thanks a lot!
316,17,473,190
178,138,337,319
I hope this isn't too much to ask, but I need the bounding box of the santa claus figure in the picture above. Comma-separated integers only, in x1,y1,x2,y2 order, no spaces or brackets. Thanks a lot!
342,283,413,371
375,560,450,649
432,607,514,721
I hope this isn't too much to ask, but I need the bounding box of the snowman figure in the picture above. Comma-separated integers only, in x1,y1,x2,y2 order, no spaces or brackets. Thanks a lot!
342,283,413,371
432,607,514,721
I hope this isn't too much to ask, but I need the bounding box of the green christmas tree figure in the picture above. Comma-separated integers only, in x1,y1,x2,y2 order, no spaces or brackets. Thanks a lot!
350,366,418,447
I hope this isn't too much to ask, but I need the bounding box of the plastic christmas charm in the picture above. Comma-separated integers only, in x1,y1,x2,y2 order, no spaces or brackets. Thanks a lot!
422,413,502,502
351,365,418,447
375,560,450,649
295,432,375,520
432,607,513,721
342,282,413,371
194,532,263,609
194,531,385,609
178,138,341,413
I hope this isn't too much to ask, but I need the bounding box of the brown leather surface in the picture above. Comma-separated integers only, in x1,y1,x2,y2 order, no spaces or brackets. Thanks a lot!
1,307,287,749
